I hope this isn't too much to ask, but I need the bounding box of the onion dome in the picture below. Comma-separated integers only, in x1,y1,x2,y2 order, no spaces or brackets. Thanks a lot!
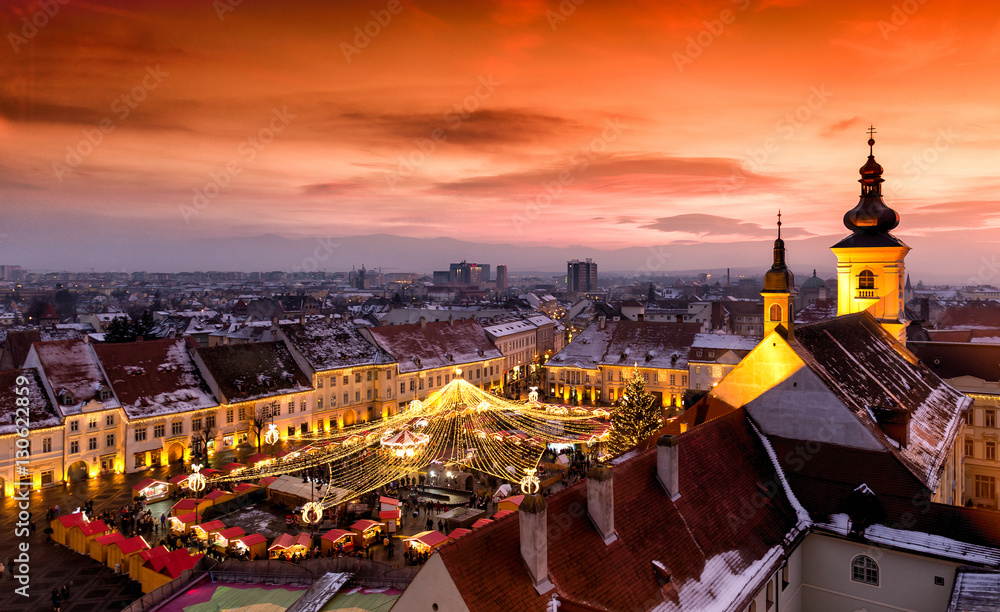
762,212,794,293
843,131,899,234
800,269,827,291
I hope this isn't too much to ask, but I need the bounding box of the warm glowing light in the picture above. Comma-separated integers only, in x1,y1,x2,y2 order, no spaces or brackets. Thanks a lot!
520,468,541,495
301,501,323,525
188,464,207,493
264,423,280,445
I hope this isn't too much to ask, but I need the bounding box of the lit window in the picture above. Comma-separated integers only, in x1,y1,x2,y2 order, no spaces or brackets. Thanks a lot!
965,438,974,457
851,556,878,586
986,410,996,428
769,304,782,322
858,270,875,290
975,475,996,500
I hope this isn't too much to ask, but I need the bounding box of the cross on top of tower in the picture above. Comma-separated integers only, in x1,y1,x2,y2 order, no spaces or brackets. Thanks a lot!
867,125,876,154
777,210,782,239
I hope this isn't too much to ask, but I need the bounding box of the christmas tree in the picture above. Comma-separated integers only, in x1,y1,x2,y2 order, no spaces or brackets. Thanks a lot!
608,367,661,456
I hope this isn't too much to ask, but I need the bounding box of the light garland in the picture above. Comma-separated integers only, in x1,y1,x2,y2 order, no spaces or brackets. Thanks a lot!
301,501,323,525
520,467,541,495
264,423,280,445
188,463,206,493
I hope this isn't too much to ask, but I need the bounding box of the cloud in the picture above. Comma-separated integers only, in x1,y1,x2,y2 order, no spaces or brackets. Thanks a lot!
640,214,815,240
821,116,862,137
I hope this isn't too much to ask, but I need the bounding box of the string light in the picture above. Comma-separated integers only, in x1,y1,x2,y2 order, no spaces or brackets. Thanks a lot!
264,423,280,445
187,463,206,493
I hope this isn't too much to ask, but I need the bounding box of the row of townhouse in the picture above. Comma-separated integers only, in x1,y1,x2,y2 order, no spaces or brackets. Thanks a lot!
0,315,552,495
543,319,702,408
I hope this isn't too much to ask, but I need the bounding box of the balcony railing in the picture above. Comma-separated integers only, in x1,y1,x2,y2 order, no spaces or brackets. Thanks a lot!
857,289,877,298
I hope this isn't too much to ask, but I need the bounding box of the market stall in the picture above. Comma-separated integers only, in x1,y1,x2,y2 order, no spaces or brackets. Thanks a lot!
491,509,514,520
470,518,492,529
231,533,267,560
67,518,110,555
320,528,355,555
133,545,169,580
268,533,295,559
497,495,524,512
51,512,87,546
106,536,150,575
447,527,472,540
190,519,225,542
403,530,451,554
379,495,401,512
139,548,203,594
170,498,199,517
168,473,189,492
90,531,124,564
350,519,383,549
211,526,246,552
379,509,401,533
132,478,171,502
168,512,199,536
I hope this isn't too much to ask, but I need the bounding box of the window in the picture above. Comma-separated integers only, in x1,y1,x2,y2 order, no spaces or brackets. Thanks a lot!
355,373,362,383
43,437,52,453
410,380,416,392
134,452,146,468
41,470,53,486
70,440,79,454
89,418,97,429
781,564,789,590
226,409,234,424
171,421,183,435
88,437,98,451
682,375,687,386
975,475,996,500
343,375,349,385
106,433,115,448
106,414,114,426
318,397,324,409
288,426,295,437
206,415,216,429
400,383,406,394
987,410,996,428
858,270,875,289
239,407,246,421
301,422,308,435
300,400,307,413
367,389,372,400
966,410,975,426
988,442,997,461
343,392,349,404
966,438,974,457
766,576,775,610
317,377,324,388
154,424,165,438
134,428,146,442
367,371,372,381
769,304,782,322
437,375,442,386
192,418,202,432
418,379,424,390
70,420,79,432
670,374,676,386
851,555,879,586
355,390,361,402
387,370,392,379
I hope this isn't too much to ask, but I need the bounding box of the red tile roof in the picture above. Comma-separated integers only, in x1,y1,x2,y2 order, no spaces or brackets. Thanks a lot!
194,341,312,403
909,341,1000,383
115,536,150,555
435,409,802,612
30,339,114,413
366,318,502,374
94,338,217,418
321,529,352,543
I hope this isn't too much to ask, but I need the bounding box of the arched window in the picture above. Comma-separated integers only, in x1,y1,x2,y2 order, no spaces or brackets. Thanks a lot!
858,270,875,290
851,555,879,586
769,304,782,322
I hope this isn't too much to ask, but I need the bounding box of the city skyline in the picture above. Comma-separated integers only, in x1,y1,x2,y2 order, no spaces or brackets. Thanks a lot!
3,1,1000,278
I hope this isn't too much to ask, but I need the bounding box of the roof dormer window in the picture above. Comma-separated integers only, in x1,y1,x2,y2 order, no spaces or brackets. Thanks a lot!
58,389,76,406
97,386,112,401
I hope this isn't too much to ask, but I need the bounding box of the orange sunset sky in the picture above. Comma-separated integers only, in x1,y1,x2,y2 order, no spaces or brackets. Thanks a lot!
1,0,999,278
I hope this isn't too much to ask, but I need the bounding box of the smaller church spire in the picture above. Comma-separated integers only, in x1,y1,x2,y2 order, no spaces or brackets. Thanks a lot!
844,127,900,234
764,212,793,293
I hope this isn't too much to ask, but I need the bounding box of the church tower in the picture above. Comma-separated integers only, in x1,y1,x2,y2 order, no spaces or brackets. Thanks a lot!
761,212,796,339
831,129,910,343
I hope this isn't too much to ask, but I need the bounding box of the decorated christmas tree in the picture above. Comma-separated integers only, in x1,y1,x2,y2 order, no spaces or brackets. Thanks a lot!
608,367,661,456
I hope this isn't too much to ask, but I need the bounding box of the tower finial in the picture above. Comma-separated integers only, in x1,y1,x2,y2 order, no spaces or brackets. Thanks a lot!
867,125,876,155
777,210,782,239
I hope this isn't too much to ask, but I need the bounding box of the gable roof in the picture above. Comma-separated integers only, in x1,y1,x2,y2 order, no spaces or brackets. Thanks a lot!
280,319,389,372
435,409,804,612
791,313,970,490
546,321,702,371
95,338,217,419
366,319,502,374
30,339,118,415
194,341,312,403
0,368,61,435
909,341,1000,383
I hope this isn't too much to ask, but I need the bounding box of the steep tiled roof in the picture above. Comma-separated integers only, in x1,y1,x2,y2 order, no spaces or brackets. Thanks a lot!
793,298,838,325
30,339,118,415
366,319,502,374
546,321,701,370
0,368,61,434
791,313,970,490
948,569,1000,611
194,341,312,403
435,409,803,612
95,338,217,418
936,303,1000,329
280,319,388,372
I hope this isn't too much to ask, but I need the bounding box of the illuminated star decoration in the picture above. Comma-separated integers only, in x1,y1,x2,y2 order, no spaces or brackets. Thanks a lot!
264,423,280,445
188,463,206,492
520,467,541,495
301,501,323,526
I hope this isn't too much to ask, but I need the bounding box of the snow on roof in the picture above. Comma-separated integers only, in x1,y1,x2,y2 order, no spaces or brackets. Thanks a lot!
792,313,971,491
95,338,217,419
0,368,61,434
690,333,761,352
545,320,702,371
30,339,118,415
481,319,536,338
948,569,1000,611
280,319,387,372
366,319,503,374
195,341,312,403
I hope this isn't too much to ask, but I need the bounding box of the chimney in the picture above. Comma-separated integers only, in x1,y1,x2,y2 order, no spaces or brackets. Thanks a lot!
300,312,306,325
874,407,911,448
598,315,606,330
587,465,617,544
448,314,454,327
418,316,426,328
519,494,554,594
656,435,681,500
920,297,930,323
